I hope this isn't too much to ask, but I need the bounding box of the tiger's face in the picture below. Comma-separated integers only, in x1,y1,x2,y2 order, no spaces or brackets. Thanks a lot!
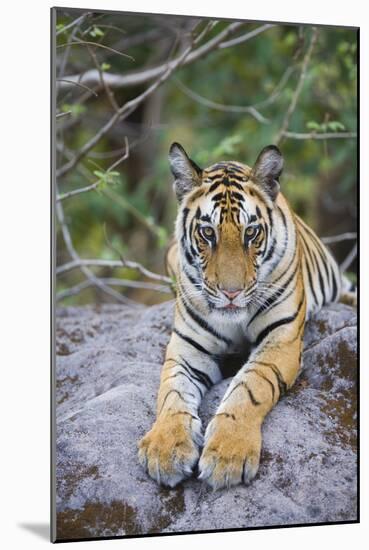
169,143,284,315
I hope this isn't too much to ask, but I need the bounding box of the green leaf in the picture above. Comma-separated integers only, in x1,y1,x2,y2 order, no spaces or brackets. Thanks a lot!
93,170,105,179
327,121,346,132
338,41,350,54
61,103,87,117
101,62,111,71
156,226,169,248
212,134,242,158
306,121,320,131
90,25,104,38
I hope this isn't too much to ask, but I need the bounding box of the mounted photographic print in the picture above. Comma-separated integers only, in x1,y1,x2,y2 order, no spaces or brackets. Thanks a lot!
51,6,359,543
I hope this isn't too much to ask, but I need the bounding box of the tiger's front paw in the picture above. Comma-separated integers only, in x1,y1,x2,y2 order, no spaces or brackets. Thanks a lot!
138,412,202,487
198,413,262,490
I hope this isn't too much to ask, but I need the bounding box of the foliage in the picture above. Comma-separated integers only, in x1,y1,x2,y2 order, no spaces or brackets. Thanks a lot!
55,9,357,305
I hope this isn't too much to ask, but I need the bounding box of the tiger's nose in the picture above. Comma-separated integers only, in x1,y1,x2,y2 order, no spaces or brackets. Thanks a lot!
219,287,242,300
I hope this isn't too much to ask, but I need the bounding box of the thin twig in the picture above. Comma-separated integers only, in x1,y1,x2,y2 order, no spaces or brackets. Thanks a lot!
57,15,87,93
281,131,357,140
251,66,296,109
106,137,130,171
82,23,127,37
56,258,172,284
56,277,170,301
57,138,129,201
56,111,72,119
56,78,99,97
56,40,135,61
85,42,120,112
321,232,357,244
174,79,268,124
102,222,170,285
274,27,318,146
340,244,357,272
218,23,275,49
56,13,91,36
55,187,137,305
57,179,99,201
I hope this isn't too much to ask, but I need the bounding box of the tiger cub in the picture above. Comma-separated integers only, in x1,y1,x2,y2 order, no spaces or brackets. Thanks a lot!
138,142,355,489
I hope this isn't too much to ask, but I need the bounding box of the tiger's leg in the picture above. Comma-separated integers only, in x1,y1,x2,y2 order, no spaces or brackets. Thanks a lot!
138,329,222,487
199,299,305,489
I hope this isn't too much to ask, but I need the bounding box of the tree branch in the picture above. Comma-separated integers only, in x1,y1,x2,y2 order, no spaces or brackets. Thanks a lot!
57,22,270,92
340,244,357,273
56,40,135,61
56,78,99,97
174,78,268,123
56,277,170,302
281,131,357,140
55,188,138,305
56,23,207,179
274,27,318,146
56,13,91,36
218,23,275,48
56,258,172,284
321,232,357,244
56,138,129,201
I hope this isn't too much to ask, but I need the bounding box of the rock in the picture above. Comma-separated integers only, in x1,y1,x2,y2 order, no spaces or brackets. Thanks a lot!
55,301,357,540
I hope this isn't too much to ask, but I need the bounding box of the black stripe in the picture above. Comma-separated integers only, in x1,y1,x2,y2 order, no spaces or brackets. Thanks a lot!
163,371,204,397
264,238,276,262
266,207,274,227
299,234,319,305
254,293,305,347
183,264,200,287
266,213,290,271
250,360,287,397
228,181,245,191
224,381,261,406
297,216,334,299
310,247,326,304
173,328,212,356
248,260,299,324
330,265,338,301
247,369,275,401
181,207,190,245
207,181,222,193
278,206,287,228
179,293,232,345
159,389,187,414
272,234,297,284
179,356,213,389
230,191,245,202
246,384,261,406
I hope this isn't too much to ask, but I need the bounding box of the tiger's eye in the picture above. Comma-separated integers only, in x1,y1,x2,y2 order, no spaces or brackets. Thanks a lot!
201,226,215,240
245,225,259,239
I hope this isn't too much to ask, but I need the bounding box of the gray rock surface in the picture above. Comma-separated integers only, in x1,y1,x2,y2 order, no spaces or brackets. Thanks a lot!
55,300,357,540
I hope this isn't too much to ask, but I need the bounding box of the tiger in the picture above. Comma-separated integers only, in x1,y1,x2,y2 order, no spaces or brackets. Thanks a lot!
138,142,356,490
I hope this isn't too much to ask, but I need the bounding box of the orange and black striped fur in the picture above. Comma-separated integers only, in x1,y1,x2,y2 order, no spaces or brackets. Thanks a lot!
138,143,356,489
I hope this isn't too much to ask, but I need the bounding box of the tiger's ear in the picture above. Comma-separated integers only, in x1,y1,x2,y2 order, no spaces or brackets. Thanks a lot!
169,142,202,201
251,145,284,201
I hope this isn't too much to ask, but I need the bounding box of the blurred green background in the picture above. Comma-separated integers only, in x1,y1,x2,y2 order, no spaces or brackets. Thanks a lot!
55,9,357,306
